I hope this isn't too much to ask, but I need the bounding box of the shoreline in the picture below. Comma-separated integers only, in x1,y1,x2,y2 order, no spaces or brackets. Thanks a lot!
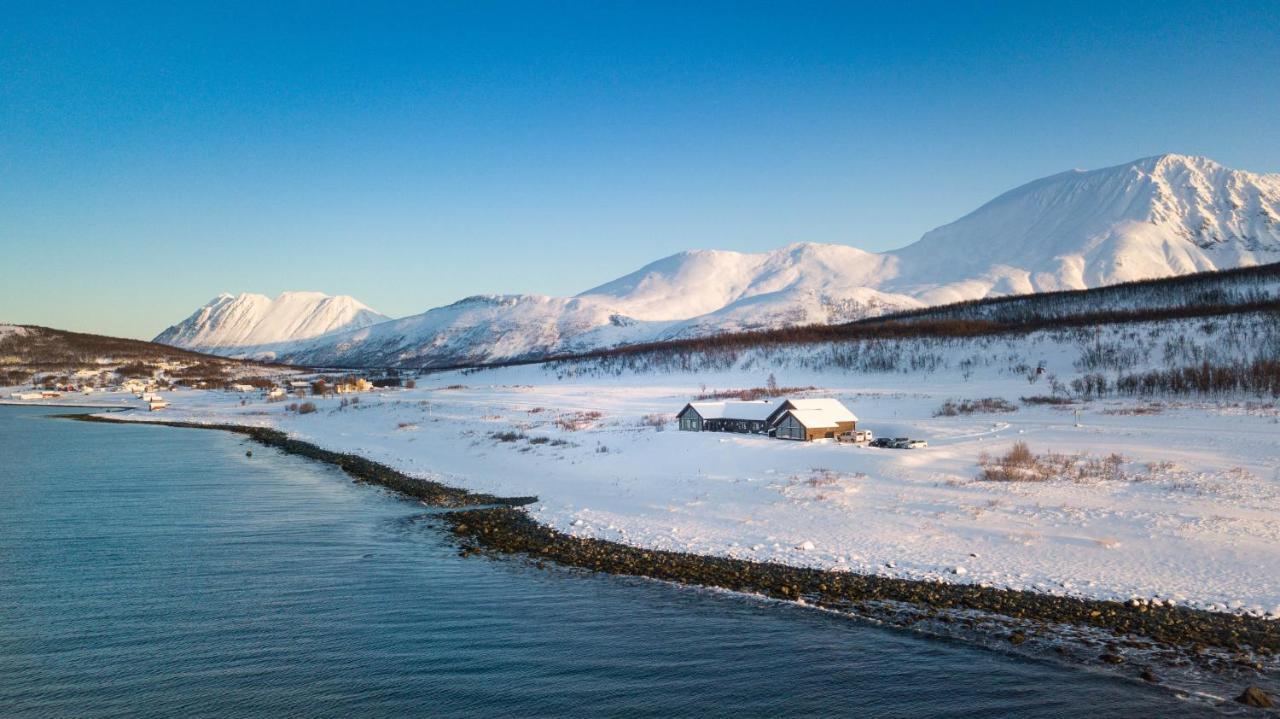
64,411,1279,698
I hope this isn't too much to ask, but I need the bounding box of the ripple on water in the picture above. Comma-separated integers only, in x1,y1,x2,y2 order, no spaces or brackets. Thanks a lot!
0,406,1227,717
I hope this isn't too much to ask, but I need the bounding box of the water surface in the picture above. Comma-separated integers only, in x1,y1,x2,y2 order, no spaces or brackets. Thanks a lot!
0,406,1213,717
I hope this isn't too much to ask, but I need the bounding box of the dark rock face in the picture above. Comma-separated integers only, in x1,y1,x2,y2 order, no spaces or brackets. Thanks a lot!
1236,686,1274,708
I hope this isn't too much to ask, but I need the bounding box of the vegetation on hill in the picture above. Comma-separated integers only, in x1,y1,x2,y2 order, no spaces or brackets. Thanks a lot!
0,324,292,388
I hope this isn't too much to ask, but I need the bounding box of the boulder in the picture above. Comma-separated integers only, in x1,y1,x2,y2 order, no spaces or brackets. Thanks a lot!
1236,686,1273,708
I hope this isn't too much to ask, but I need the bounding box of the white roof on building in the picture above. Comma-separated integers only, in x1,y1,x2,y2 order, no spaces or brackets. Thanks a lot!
780,398,858,423
686,400,777,421
781,408,843,429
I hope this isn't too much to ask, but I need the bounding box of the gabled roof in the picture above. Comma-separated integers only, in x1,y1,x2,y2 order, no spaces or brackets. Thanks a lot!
774,398,858,423
683,400,777,421
779,408,843,429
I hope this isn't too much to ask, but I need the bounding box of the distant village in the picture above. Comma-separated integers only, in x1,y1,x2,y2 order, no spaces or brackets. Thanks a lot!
7,366,394,413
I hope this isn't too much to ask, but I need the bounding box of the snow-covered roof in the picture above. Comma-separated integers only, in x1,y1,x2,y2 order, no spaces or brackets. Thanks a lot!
686,400,777,421
778,398,858,423
780,408,844,429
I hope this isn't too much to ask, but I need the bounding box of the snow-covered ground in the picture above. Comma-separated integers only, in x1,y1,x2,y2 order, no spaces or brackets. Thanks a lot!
14,319,1279,621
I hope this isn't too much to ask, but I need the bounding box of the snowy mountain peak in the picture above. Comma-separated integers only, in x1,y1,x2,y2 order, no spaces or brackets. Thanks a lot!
154,291,389,351
158,154,1280,368
885,153,1280,304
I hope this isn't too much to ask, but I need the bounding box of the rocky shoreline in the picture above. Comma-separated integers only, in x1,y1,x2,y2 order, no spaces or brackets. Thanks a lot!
68,411,1277,707
67,413,534,509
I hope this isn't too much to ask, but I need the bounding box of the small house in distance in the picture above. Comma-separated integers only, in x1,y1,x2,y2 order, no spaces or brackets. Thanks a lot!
678,396,860,442
336,378,374,394
677,400,775,434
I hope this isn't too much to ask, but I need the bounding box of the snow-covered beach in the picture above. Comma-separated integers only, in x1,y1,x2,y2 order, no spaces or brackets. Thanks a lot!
19,320,1279,620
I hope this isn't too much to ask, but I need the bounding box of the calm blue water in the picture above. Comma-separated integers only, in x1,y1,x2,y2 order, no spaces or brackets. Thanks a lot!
0,406,1210,718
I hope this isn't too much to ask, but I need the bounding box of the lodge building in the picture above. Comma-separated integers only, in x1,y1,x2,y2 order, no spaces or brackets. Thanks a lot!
676,397,859,441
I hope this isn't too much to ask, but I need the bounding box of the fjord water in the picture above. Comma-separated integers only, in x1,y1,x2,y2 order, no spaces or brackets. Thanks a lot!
0,407,1205,718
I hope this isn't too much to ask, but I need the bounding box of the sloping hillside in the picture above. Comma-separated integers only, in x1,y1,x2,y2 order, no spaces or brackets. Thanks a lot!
0,324,289,387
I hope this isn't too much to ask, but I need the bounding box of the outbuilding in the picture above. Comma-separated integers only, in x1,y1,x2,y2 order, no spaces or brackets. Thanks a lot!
677,400,775,434
772,408,855,441
765,398,858,429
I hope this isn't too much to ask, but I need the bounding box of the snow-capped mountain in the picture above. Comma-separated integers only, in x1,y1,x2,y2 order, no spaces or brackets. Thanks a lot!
157,154,1280,367
154,291,389,351
884,154,1280,304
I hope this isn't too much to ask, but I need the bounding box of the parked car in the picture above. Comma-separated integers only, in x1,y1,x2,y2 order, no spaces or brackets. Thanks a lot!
838,429,874,444
904,439,928,449
890,437,911,448
869,437,894,448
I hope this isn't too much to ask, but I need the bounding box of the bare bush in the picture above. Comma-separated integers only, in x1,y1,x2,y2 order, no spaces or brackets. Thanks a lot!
694,385,816,401
640,413,668,430
1020,395,1075,406
935,397,1018,416
555,411,603,431
1102,403,1165,416
297,402,317,415
978,441,1127,483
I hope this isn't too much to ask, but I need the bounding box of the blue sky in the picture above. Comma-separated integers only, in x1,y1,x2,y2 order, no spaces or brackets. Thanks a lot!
2,1,1279,339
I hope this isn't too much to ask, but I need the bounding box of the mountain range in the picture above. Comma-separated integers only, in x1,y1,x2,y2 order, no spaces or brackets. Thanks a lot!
154,154,1280,368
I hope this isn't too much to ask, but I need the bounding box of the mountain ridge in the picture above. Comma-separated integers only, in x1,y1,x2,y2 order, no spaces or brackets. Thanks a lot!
155,154,1280,367
154,291,389,351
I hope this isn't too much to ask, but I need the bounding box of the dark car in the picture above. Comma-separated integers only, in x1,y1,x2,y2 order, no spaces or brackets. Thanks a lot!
869,437,894,448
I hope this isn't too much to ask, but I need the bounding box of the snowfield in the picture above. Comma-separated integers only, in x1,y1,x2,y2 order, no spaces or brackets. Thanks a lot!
27,317,1280,620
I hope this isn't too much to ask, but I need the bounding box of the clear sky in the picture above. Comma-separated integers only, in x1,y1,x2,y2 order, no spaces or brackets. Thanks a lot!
2,1,1279,339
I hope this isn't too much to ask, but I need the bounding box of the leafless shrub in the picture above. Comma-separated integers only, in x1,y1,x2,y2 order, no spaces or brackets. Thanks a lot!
978,441,1127,483
805,468,841,487
1020,395,1075,406
694,385,817,401
491,431,527,443
935,397,1018,416
1101,403,1164,416
556,410,603,431
640,413,668,430
297,402,317,415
